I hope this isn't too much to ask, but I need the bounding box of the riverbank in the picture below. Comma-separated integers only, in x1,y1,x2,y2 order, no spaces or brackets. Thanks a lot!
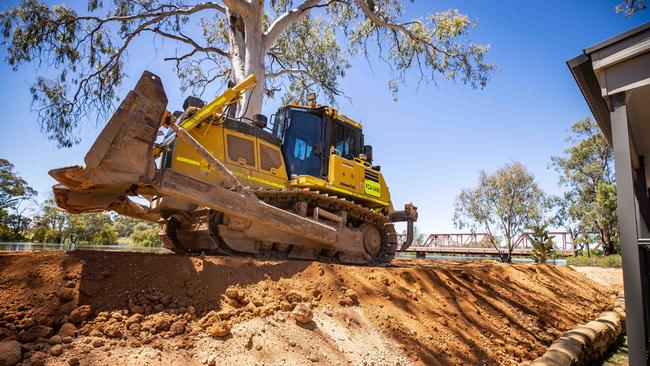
0,251,618,365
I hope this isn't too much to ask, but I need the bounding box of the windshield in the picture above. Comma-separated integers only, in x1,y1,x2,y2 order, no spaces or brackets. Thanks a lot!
282,110,324,177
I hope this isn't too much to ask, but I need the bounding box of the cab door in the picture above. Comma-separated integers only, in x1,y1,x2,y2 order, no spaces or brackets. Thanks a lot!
281,109,325,178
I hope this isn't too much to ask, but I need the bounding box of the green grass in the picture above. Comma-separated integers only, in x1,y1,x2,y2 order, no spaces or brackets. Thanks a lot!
566,254,622,268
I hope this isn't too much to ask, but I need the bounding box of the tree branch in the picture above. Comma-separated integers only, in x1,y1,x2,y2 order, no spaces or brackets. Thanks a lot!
73,14,169,103
264,0,321,50
76,2,226,24
164,48,199,63
267,67,340,97
148,28,230,58
266,68,315,78
353,0,450,57
223,0,251,18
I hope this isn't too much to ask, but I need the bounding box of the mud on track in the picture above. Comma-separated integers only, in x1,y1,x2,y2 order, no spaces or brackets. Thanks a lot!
0,251,615,365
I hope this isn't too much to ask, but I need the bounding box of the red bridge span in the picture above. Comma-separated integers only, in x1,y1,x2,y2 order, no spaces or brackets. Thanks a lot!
396,232,574,257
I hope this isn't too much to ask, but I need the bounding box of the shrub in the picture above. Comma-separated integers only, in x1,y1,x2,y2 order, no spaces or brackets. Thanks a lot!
567,254,622,268
90,224,118,246
32,226,58,243
0,224,14,241
529,224,556,264
129,227,161,247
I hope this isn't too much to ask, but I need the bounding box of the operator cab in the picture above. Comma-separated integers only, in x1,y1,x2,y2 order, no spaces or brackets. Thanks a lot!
272,105,363,179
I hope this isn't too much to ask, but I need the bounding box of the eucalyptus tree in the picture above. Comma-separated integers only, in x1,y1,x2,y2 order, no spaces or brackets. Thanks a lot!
0,159,36,211
550,193,590,256
454,162,547,263
617,0,647,16
551,117,619,255
0,0,493,148
0,158,37,240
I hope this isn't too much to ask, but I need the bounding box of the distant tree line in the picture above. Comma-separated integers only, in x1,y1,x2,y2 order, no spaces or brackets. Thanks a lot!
454,117,619,263
31,199,161,247
0,160,160,247
0,159,37,241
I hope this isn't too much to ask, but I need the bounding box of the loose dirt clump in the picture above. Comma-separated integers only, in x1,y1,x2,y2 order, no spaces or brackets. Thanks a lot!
0,251,616,365
292,304,313,324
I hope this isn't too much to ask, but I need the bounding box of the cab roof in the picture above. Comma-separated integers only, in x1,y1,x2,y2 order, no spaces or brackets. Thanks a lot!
286,104,363,130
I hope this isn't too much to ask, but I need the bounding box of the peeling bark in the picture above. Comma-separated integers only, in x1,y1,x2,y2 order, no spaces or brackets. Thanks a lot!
228,11,247,87
240,0,265,118
227,2,265,117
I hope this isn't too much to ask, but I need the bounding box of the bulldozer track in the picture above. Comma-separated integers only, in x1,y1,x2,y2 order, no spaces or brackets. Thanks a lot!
162,187,398,265
252,187,390,225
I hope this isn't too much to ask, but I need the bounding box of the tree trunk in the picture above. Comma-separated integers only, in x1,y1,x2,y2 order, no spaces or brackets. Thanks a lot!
503,232,513,263
601,227,616,255
228,4,265,118
241,55,265,118
486,229,508,263
228,10,246,82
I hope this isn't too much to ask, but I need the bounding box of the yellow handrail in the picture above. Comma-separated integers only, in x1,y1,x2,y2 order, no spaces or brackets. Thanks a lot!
180,74,257,131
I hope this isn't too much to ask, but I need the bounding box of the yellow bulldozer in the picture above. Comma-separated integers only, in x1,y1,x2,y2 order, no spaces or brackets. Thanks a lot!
49,71,417,264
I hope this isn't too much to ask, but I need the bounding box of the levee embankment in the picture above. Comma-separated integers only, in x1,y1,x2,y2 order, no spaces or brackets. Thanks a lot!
0,251,616,365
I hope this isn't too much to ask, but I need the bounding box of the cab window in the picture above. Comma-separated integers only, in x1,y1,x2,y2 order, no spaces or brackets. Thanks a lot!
226,134,256,167
260,144,282,172
282,110,323,177
273,110,286,139
331,120,360,160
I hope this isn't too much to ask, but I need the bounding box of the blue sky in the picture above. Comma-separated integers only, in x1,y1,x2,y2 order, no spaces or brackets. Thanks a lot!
0,0,648,233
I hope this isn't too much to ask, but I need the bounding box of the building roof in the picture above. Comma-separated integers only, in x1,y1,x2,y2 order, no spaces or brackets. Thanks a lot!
567,21,650,145
585,22,650,54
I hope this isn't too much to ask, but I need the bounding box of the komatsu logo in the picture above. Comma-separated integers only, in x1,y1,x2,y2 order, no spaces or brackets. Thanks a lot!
364,180,381,197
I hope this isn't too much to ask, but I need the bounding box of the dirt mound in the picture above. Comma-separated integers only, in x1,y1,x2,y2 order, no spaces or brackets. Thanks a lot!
0,251,615,365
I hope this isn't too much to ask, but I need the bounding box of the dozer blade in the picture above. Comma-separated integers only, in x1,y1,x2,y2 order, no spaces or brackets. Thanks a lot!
49,71,381,263
50,71,168,221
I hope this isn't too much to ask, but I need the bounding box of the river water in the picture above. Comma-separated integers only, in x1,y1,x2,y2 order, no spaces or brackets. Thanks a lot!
0,242,567,264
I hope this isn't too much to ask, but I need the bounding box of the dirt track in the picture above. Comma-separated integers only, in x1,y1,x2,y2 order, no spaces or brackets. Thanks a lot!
0,251,617,365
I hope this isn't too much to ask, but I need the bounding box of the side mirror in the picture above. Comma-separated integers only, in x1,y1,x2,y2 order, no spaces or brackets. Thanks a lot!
363,145,373,164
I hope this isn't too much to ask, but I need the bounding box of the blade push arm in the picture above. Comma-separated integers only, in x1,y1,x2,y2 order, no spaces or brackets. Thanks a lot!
154,74,257,156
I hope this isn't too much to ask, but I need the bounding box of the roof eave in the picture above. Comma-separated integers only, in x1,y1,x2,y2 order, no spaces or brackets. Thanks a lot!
566,53,613,146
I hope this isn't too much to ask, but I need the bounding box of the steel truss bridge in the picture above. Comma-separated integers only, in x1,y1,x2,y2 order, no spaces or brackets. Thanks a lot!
396,232,574,257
